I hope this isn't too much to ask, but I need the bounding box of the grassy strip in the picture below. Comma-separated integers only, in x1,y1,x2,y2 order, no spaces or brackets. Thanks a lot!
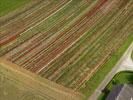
79,33,133,99
132,51,133,60
0,0,30,16
98,71,133,100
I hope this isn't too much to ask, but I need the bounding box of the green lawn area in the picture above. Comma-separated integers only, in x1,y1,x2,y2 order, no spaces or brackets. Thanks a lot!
79,33,133,100
0,0,30,16
98,71,133,100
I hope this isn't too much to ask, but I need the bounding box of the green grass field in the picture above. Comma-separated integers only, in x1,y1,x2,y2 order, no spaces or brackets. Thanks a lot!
0,0,30,16
98,71,133,100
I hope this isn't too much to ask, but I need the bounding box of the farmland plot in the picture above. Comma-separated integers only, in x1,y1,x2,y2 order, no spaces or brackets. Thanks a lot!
0,0,133,99
0,0,70,46
0,0,31,16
